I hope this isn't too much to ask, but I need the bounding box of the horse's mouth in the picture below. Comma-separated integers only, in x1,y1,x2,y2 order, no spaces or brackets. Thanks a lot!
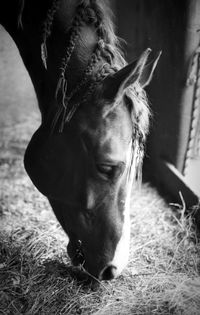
70,240,85,266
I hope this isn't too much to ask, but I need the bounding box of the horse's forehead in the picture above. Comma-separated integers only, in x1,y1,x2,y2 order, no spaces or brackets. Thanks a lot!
84,106,133,158
97,134,129,161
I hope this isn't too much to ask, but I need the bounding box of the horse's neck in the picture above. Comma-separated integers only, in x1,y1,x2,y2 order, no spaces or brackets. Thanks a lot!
0,0,99,118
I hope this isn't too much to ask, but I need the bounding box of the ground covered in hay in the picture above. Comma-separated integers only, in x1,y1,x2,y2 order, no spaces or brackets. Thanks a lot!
1,26,200,315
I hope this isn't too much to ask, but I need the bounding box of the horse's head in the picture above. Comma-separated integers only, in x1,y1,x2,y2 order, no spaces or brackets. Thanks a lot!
24,48,159,280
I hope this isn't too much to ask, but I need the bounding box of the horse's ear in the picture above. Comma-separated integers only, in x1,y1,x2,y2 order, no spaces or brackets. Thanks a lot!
139,51,162,88
102,48,151,100
102,48,161,100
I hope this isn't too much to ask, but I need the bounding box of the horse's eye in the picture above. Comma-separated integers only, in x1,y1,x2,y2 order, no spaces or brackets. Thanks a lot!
96,164,115,179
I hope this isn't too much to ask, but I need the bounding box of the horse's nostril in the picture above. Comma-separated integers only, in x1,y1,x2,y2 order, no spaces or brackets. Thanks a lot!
100,265,117,281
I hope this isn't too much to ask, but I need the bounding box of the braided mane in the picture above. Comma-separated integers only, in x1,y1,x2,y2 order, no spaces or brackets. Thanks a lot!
41,1,123,129
41,0,150,152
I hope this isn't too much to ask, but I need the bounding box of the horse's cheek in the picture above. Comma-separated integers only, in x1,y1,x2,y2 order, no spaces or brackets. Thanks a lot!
24,127,74,201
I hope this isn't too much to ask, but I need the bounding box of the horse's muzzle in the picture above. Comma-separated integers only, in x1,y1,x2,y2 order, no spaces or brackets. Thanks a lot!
99,264,118,280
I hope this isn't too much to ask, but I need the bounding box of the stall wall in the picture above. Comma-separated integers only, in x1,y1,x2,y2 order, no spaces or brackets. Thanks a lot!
115,0,200,202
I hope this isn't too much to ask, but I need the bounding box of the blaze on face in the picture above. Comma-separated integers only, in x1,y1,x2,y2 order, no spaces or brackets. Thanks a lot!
24,49,159,280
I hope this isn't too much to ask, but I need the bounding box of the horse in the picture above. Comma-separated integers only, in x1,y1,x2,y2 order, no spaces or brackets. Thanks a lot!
0,0,160,280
